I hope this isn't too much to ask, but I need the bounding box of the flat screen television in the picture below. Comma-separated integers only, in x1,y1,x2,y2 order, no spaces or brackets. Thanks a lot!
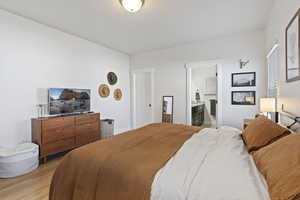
48,88,91,115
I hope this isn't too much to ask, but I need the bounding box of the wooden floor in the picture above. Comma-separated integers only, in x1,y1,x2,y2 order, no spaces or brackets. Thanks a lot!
0,158,62,200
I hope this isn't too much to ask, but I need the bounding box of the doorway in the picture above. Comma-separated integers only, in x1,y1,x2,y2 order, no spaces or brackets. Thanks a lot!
131,68,154,129
186,61,223,128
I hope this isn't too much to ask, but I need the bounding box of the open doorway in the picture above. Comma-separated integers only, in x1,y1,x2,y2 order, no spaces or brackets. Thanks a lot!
186,61,223,128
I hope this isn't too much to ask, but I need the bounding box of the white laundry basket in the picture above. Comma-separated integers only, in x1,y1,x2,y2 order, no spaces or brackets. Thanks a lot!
101,119,114,139
0,143,39,178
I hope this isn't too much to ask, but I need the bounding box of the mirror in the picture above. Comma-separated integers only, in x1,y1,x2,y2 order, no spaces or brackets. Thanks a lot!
162,96,174,123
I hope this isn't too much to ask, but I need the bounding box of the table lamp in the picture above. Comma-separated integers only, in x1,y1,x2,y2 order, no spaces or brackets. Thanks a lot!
260,98,278,122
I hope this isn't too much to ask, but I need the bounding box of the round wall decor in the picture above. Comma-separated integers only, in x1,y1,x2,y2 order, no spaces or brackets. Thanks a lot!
114,89,122,101
107,72,118,85
98,84,110,98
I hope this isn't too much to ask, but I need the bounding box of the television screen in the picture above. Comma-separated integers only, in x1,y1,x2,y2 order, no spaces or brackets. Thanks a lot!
49,88,91,115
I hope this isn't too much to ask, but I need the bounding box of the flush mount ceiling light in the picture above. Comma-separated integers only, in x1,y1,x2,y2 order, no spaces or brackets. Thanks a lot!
119,0,145,13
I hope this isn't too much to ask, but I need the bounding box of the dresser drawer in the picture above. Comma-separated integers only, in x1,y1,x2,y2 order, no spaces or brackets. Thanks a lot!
75,114,99,125
42,116,75,130
76,132,100,146
42,127,75,144
76,122,99,136
41,138,75,157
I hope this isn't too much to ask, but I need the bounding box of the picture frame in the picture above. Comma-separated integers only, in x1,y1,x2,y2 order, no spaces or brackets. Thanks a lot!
231,91,256,105
286,9,300,82
232,72,256,87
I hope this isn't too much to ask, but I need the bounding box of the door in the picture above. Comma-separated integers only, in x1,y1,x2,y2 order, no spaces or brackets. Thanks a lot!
134,71,153,128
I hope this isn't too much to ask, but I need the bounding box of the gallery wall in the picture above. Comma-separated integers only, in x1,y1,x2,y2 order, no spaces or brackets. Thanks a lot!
131,29,267,129
0,9,131,147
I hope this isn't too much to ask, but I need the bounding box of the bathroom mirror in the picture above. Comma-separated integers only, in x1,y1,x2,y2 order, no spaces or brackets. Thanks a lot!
162,96,174,123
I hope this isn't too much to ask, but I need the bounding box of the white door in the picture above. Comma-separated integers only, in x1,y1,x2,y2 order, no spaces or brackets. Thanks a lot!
134,71,153,128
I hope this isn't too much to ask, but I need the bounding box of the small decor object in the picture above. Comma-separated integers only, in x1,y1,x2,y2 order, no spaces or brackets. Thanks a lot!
98,84,110,98
107,72,118,85
232,91,256,105
162,96,174,123
239,59,250,69
36,104,47,118
114,89,122,101
232,72,256,87
286,9,300,82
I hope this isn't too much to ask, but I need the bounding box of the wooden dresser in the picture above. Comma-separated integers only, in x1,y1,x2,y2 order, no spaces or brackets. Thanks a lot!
32,113,101,162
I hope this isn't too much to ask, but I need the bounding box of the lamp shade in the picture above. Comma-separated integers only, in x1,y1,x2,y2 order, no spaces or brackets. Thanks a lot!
260,98,276,112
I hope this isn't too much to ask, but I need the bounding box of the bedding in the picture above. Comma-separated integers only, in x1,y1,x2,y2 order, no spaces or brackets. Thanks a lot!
152,126,270,200
242,116,291,152
253,134,300,200
50,124,270,200
49,123,202,200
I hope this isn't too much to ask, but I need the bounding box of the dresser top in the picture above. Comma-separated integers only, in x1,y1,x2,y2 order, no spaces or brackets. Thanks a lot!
32,112,99,120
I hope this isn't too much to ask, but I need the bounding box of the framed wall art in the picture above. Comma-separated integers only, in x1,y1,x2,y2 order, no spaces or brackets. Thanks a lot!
232,72,256,87
286,9,300,82
231,91,256,105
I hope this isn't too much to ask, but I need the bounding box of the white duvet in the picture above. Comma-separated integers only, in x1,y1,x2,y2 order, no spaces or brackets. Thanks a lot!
151,126,271,200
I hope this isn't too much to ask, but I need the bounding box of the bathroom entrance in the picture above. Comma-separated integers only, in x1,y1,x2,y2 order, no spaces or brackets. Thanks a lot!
186,61,223,128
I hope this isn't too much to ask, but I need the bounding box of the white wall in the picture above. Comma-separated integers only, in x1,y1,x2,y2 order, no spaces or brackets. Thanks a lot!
266,0,300,125
0,9,131,148
131,30,267,129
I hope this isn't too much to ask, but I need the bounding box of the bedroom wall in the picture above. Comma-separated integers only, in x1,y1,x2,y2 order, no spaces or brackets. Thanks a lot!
131,29,267,129
0,9,131,148
266,0,300,127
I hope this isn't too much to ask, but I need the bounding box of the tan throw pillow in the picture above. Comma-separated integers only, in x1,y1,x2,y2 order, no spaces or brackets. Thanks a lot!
253,134,300,200
242,116,290,152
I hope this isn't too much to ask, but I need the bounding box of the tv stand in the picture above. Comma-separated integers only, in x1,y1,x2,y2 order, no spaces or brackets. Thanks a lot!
32,113,101,163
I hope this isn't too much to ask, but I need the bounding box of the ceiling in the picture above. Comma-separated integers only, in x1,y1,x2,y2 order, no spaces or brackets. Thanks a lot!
0,0,274,54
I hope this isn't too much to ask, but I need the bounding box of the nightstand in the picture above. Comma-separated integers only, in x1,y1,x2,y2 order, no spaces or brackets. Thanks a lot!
243,119,254,129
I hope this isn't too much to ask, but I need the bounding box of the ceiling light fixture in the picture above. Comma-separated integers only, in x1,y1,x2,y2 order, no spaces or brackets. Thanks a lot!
119,0,145,13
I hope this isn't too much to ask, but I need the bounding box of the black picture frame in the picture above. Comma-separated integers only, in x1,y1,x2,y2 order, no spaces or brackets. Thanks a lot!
286,8,300,82
232,72,256,87
231,91,256,105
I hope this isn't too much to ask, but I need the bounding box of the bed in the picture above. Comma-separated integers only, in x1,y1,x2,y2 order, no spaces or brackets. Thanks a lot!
49,119,300,200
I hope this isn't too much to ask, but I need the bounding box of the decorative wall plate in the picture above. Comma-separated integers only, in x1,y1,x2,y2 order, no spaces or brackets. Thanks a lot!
107,72,118,85
98,84,110,98
114,89,122,101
